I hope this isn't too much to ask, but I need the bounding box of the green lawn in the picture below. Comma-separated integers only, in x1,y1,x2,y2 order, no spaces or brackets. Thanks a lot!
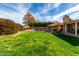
0,31,79,56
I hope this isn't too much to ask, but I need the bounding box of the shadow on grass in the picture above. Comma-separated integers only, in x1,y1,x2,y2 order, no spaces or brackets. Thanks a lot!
53,33,79,46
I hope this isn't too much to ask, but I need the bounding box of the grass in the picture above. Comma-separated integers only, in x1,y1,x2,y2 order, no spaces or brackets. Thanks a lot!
0,31,79,56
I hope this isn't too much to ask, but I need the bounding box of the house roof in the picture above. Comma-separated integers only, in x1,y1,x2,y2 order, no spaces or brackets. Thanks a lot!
48,19,79,27
65,19,79,24
48,22,63,27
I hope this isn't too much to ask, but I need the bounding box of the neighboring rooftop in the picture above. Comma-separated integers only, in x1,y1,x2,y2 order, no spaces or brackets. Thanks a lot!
48,21,63,26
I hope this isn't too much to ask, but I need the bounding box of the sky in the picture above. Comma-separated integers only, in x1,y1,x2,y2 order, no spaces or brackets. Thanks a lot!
0,3,79,24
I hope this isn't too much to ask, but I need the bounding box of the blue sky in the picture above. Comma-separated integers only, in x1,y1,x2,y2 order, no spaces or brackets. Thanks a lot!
0,3,79,24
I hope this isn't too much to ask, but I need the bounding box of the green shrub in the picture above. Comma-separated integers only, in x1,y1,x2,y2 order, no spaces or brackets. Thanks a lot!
0,18,24,35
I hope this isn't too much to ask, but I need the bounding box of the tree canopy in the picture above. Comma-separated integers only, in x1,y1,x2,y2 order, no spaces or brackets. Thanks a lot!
23,12,36,27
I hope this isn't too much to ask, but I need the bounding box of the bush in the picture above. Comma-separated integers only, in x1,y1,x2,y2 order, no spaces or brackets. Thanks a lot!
0,18,24,35
16,23,24,31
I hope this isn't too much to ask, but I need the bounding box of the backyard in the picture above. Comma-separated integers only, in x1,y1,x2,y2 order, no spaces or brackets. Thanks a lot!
0,31,79,56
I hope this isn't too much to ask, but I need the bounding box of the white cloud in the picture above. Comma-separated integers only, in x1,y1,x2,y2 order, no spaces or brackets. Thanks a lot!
35,3,62,21
3,3,32,15
0,8,24,24
54,3,62,7
69,11,79,20
17,3,32,15
38,3,61,13
1,4,18,11
52,4,79,20
0,4,32,24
